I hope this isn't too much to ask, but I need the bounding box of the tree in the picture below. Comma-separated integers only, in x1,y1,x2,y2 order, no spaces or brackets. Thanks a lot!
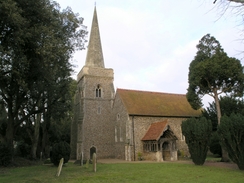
182,117,212,165
214,0,244,4
51,140,71,166
187,34,244,125
187,34,244,161
42,78,77,158
202,96,244,156
202,96,244,131
218,113,244,170
0,0,87,158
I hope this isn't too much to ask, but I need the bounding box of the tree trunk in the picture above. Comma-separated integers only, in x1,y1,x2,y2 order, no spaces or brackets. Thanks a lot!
30,113,41,160
4,121,14,160
41,123,50,158
213,89,229,162
213,90,221,125
42,109,51,158
4,112,15,160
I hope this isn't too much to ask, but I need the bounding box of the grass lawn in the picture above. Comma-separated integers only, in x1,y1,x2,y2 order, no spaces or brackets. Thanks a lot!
0,161,243,183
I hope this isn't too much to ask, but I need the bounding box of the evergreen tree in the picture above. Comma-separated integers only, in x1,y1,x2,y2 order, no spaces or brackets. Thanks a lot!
182,117,212,165
187,34,244,161
203,96,244,156
219,113,244,170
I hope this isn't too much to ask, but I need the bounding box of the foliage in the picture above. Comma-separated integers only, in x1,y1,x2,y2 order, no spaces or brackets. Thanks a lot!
0,103,7,139
187,34,243,162
0,162,243,183
0,0,87,157
50,141,71,166
203,96,244,157
48,78,77,145
209,131,222,156
0,142,12,166
218,113,244,170
14,141,31,158
203,96,244,131
137,152,143,161
187,34,244,125
202,102,218,131
182,117,212,165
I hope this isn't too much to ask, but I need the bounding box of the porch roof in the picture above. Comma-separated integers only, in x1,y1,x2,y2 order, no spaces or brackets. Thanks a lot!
141,120,168,141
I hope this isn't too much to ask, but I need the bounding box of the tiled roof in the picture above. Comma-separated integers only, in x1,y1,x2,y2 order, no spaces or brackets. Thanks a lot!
117,88,201,117
141,121,168,141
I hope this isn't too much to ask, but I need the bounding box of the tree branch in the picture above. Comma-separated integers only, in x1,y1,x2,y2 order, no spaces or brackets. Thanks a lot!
214,0,244,3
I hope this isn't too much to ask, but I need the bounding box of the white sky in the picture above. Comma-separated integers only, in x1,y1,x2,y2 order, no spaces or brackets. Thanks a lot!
56,0,244,107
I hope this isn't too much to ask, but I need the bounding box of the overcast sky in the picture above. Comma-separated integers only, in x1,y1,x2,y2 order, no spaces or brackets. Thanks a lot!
56,0,244,107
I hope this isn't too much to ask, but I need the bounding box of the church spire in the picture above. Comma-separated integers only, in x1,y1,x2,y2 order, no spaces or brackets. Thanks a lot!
85,6,105,68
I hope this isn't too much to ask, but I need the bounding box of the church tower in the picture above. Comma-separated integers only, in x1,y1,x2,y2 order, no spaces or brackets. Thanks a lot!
71,7,115,160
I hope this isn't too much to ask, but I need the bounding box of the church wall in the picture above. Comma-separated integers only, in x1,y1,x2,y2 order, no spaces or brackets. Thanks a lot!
142,151,163,162
112,93,129,160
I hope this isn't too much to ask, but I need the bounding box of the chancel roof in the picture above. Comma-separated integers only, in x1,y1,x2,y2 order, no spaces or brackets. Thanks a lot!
117,88,201,117
141,121,168,141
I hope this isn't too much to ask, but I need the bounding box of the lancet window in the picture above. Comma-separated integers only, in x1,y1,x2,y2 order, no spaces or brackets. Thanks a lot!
95,84,102,98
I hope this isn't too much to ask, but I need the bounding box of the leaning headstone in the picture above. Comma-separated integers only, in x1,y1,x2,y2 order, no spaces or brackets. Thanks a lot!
93,153,97,172
80,152,83,166
56,158,64,177
85,159,89,169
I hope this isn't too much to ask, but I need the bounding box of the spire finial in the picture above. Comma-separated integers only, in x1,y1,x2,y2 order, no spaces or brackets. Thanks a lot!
95,2,96,7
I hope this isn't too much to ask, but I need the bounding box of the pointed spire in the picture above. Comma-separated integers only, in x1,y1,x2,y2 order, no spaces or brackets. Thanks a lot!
85,6,105,68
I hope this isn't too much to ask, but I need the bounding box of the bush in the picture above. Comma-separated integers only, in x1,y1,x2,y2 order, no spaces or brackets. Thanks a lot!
50,141,70,166
218,113,244,170
0,143,12,166
209,131,222,157
181,117,212,165
15,141,31,158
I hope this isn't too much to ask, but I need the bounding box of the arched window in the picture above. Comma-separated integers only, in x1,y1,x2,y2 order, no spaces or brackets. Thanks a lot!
90,146,96,159
95,84,102,98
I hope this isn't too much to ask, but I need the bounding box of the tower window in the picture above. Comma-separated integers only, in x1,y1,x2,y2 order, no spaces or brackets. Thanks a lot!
97,106,101,114
95,84,102,98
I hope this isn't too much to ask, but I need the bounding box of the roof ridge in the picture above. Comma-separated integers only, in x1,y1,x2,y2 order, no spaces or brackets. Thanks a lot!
117,88,186,96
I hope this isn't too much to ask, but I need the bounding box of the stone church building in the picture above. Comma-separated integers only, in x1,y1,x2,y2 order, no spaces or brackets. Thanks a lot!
70,7,201,162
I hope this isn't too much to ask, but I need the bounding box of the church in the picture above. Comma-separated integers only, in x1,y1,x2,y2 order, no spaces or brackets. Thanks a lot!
70,7,201,162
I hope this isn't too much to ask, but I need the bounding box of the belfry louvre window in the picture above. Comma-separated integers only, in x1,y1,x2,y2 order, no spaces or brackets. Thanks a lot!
96,84,101,98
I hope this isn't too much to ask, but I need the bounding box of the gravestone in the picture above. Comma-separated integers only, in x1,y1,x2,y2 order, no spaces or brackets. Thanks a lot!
85,158,89,169
80,152,83,166
56,158,64,177
93,153,97,172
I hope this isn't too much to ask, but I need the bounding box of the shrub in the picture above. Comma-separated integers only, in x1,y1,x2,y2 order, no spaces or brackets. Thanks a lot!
181,117,212,165
0,143,12,166
137,152,143,161
15,141,31,158
177,150,185,158
218,113,244,170
50,141,71,166
209,131,222,157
